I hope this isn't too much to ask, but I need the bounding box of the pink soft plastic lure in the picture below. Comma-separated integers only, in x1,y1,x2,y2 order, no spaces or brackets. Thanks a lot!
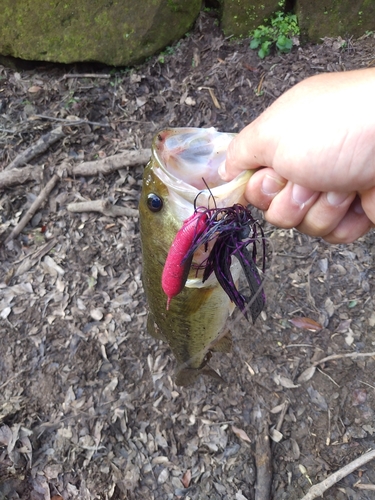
161,211,208,310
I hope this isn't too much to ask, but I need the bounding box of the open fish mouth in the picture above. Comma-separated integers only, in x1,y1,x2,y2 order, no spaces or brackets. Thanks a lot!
151,127,252,218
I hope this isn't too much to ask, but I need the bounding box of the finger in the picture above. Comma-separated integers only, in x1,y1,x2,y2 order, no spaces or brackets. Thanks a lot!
262,182,320,229
361,187,375,225
323,197,373,243
244,168,287,210
221,120,272,180
296,191,357,237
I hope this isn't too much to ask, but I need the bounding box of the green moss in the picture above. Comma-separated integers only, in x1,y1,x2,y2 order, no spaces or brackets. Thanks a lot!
0,0,201,65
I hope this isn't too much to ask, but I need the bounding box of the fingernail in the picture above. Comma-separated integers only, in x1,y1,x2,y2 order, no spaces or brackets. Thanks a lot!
261,174,285,196
352,196,365,215
292,184,315,207
326,191,350,206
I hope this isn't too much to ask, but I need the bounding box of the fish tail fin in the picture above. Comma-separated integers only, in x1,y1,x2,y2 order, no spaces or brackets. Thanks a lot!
175,365,225,386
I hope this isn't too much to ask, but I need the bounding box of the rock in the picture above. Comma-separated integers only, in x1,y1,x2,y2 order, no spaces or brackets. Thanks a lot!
220,0,280,37
0,0,200,66
296,0,375,42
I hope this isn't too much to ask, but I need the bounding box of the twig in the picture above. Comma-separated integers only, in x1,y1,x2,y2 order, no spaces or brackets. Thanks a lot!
62,73,111,79
4,174,60,245
72,149,151,176
67,199,138,217
298,351,375,384
354,482,375,490
299,449,375,500
5,126,65,170
313,351,375,366
32,114,111,128
0,164,43,188
255,409,273,500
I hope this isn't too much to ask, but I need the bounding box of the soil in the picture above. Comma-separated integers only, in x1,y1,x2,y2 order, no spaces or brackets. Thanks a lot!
1,10,375,500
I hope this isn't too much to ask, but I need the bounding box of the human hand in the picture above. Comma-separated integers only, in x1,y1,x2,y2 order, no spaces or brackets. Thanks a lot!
221,69,375,243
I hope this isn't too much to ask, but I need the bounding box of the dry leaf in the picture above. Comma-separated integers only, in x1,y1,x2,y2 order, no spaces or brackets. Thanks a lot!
232,425,251,443
181,469,191,488
297,366,316,383
269,428,283,442
270,403,286,414
274,375,300,389
28,85,42,93
289,317,322,331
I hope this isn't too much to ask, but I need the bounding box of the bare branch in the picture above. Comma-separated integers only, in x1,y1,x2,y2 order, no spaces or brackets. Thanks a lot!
4,174,60,245
62,73,111,79
67,199,138,218
0,164,43,188
72,149,151,176
32,114,111,128
5,126,65,170
300,449,375,500
255,409,272,500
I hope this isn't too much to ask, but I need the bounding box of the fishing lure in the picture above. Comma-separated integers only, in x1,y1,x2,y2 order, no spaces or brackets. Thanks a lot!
162,202,265,322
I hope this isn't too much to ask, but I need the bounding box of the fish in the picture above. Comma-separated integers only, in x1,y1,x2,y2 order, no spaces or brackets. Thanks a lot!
139,127,265,386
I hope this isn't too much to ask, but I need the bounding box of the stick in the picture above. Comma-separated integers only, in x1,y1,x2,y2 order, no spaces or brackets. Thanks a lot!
299,449,375,500
67,199,138,217
0,165,43,188
62,73,111,79
72,149,151,176
4,174,59,245
313,351,375,366
32,114,111,128
5,126,65,170
255,424,273,500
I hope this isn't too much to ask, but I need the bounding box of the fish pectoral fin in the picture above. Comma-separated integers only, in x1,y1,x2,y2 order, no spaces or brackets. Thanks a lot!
146,314,167,341
211,330,232,353
174,364,225,386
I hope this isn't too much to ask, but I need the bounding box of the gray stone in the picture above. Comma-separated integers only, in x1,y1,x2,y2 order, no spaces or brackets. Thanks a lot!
0,0,201,66
296,0,375,42
220,0,281,37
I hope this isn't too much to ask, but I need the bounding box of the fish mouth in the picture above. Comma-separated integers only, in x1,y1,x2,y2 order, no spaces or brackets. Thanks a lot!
152,127,251,216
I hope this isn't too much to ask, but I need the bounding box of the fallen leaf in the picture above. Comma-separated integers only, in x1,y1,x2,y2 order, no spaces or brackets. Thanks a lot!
274,374,300,389
297,366,316,384
307,386,328,411
289,317,322,331
232,425,251,443
28,85,42,93
181,469,191,488
269,428,283,442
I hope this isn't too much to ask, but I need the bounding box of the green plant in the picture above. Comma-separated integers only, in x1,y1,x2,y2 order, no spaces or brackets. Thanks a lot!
158,43,180,63
249,10,299,59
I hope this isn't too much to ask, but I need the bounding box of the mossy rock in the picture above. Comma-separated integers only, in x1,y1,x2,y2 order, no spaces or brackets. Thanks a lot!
296,0,375,42
219,0,281,37
0,0,201,66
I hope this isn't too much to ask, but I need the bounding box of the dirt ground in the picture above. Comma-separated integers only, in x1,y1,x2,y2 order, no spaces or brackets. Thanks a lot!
1,10,375,500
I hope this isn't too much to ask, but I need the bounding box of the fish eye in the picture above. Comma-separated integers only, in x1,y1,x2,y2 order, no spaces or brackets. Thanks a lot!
147,193,163,212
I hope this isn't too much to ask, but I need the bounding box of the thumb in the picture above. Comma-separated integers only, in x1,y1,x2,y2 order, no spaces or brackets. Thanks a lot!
221,122,268,181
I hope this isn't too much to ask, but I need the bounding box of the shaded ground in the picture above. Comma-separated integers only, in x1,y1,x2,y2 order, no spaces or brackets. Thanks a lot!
1,11,375,500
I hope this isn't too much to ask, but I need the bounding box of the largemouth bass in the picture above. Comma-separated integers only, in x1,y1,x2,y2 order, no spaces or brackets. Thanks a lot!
139,127,264,386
